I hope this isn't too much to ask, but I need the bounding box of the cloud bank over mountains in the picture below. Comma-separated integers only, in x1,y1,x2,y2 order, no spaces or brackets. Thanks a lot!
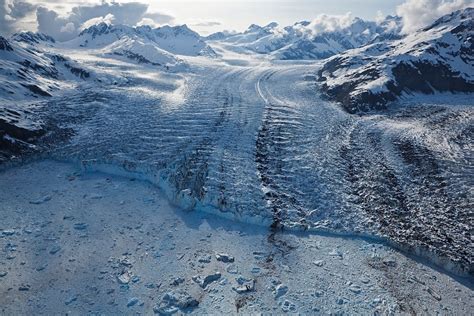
396,0,472,33
1,0,175,40
0,0,472,40
36,1,175,41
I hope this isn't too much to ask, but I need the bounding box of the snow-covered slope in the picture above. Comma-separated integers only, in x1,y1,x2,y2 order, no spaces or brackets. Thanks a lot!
209,16,402,60
12,31,56,47
317,8,474,112
105,38,186,70
0,35,92,100
136,24,216,57
0,34,95,163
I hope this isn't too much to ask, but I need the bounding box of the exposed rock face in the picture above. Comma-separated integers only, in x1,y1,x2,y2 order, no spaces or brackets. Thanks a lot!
0,34,94,100
0,36,13,51
12,32,56,45
0,117,45,163
317,8,474,113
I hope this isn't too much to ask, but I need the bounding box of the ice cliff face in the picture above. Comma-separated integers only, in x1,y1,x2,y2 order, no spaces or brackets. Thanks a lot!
317,8,474,112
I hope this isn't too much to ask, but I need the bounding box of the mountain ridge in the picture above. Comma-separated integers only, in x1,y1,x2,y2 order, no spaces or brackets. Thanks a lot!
317,7,474,112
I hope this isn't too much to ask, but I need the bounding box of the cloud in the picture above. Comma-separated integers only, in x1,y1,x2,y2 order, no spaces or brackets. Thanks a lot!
36,1,175,41
0,0,36,35
80,13,115,32
304,13,355,35
397,0,472,33
190,20,222,27
143,12,175,25
36,6,73,41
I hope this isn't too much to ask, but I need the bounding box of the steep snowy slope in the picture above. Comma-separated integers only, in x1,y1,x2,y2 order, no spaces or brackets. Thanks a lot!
105,38,186,70
209,16,402,60
0,35,92,100
0,34,94,163
136,24,216,57
317,8,474,113
12,31,56,47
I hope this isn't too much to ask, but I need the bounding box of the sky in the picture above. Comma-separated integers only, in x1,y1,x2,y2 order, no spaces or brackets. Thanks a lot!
1,0,472,39
144,0,407,33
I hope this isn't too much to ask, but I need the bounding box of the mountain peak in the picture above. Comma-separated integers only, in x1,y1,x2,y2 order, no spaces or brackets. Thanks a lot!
423,7,473,31
246,24,263,33
12,31,56,44
264,22,279,29
79,22,115,38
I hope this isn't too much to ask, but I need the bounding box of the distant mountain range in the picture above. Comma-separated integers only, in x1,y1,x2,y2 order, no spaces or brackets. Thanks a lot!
1,8,472,111
207,15,402,59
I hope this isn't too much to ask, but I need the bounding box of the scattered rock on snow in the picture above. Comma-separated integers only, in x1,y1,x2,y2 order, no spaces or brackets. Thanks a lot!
171,277,185,286
226,264,238,274
19,284,30,291
29,195,52,205
89,194,103,200
313,260,325,267
280,299,297,312
49,245,61,255
192,271,221,288
2,229,15,236
127,297,139,307
73,223,88,230
251,267,261,274
117,271,132,284
274,284,289,299
349,285,362,294
383,258,397,267
427,287,442,301
216,253,234,263
314,290,324,297
65,296,78,305
329,249,343,259
0,271,7,277
154,290,199,314
233,277,255,294
198,255,211,263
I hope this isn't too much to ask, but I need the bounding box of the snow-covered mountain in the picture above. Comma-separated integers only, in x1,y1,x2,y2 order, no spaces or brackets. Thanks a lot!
0,35,92,100
70,22,216,57
317,8,474,113
208,16,402,60
0,34,98,163
12,31,56,46
106,37,186,69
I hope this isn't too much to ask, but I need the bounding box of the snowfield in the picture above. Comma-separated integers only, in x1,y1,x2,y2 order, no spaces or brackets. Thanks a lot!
0,7,473,314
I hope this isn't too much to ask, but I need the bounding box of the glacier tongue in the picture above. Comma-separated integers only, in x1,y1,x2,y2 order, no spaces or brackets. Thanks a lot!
26,53,472,276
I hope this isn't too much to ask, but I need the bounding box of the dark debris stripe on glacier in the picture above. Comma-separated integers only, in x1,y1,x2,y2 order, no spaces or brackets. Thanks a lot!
255,68,473,276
